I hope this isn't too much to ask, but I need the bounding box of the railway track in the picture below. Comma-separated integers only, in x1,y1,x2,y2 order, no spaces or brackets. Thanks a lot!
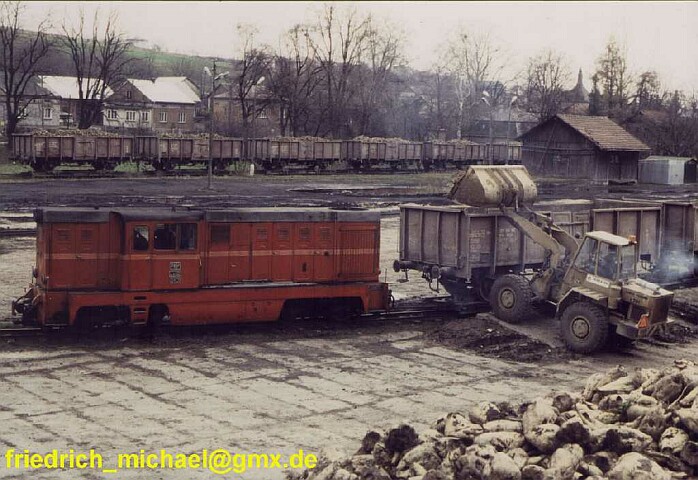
8,167,453,180
0,299,478,340
0,228,35,237
0,326,43,338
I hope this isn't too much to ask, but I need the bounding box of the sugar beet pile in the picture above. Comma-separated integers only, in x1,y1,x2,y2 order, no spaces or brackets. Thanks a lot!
289,361,698,479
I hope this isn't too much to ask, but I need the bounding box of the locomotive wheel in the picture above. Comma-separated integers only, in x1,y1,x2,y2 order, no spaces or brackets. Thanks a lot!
489,274,534,324
560,302,609,353
143,305,169,339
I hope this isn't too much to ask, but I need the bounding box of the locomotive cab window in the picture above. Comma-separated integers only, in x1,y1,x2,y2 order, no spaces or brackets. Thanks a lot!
133,226,149,251
154,224,177,250
179,224,197,250
154,223,197,251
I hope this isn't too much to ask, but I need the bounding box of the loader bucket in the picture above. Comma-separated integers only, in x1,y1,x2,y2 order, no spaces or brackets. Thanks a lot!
448,165,538,207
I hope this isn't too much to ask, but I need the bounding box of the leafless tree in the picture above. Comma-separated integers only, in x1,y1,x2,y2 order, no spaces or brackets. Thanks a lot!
354,15,403,136
654,90,698,156
420,60,458,139
634,70,662,110
125,51,156,79
308,4,370,137
266,24,322,136
62,10,131,129
232,23,272,140
0,1,52,141
171,56,192,76
443,28,507,139
524,50,570,121
595,37,632,116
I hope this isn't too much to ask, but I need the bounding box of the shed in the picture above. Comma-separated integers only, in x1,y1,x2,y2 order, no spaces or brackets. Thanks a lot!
639,156,698,185
518,114,650,184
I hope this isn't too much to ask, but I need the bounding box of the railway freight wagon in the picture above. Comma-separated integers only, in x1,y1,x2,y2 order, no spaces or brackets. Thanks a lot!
12,133,134,171
12,207,390,328
591,199,698,280
661,202,698,277
394,198,694,310
394,201,591,303
135,136,244,171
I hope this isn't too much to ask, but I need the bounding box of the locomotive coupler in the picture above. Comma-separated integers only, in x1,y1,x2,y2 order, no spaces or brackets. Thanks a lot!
11,289,37,325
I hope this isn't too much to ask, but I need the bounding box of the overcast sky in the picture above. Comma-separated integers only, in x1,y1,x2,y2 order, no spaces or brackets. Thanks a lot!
21,1,698,93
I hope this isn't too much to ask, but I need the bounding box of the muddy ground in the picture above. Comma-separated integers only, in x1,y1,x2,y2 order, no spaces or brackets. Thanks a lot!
1,173,698,479
4,171,698,212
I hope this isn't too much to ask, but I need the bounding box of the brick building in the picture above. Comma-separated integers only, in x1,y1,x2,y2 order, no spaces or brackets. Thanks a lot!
37,75,113,128
211,84,280,137
0,74,61,132
106,77,201,133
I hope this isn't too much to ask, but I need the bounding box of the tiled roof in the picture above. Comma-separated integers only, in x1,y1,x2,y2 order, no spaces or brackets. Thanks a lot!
556,114,650,152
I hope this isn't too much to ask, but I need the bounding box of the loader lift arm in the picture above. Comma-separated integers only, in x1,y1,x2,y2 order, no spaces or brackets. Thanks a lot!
499,207,579,299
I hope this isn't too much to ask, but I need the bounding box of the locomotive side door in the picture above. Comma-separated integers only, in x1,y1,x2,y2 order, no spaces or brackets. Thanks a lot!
151,222,202,290
125,223,153,291
206,223,230,285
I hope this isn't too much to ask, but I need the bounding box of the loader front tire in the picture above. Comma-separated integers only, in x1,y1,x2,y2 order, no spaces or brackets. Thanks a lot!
489,274,534,324
560,302,608,354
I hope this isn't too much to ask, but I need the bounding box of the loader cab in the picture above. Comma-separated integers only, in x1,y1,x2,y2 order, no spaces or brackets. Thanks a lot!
562,232,637,295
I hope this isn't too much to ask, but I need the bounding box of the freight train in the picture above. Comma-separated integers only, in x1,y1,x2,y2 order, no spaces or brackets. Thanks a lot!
11,132,521,173
8,194,696,352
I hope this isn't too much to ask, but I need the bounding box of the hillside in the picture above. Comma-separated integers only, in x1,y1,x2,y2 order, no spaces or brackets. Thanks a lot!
24,30,226,90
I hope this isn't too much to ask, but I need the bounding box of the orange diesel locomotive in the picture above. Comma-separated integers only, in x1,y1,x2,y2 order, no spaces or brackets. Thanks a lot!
12,207,390,328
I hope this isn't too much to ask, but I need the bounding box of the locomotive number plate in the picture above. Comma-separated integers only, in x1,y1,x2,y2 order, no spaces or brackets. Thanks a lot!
169,261,182,284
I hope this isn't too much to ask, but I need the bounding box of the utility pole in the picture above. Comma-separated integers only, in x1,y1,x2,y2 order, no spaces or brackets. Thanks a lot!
250,76,265,167
481,91,493,165
205,61,229,190
207,62,216,190
506,95,518,165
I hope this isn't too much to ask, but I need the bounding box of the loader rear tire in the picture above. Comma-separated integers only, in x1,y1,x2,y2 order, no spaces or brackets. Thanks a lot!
489,274,534,324
560,302,608,354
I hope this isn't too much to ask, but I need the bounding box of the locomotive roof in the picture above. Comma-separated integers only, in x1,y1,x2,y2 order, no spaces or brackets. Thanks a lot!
205,208,379,223
34,207,380,223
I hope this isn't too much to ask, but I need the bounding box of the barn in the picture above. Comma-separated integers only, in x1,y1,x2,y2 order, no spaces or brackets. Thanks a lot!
638,156,698,185
518,114,650,184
